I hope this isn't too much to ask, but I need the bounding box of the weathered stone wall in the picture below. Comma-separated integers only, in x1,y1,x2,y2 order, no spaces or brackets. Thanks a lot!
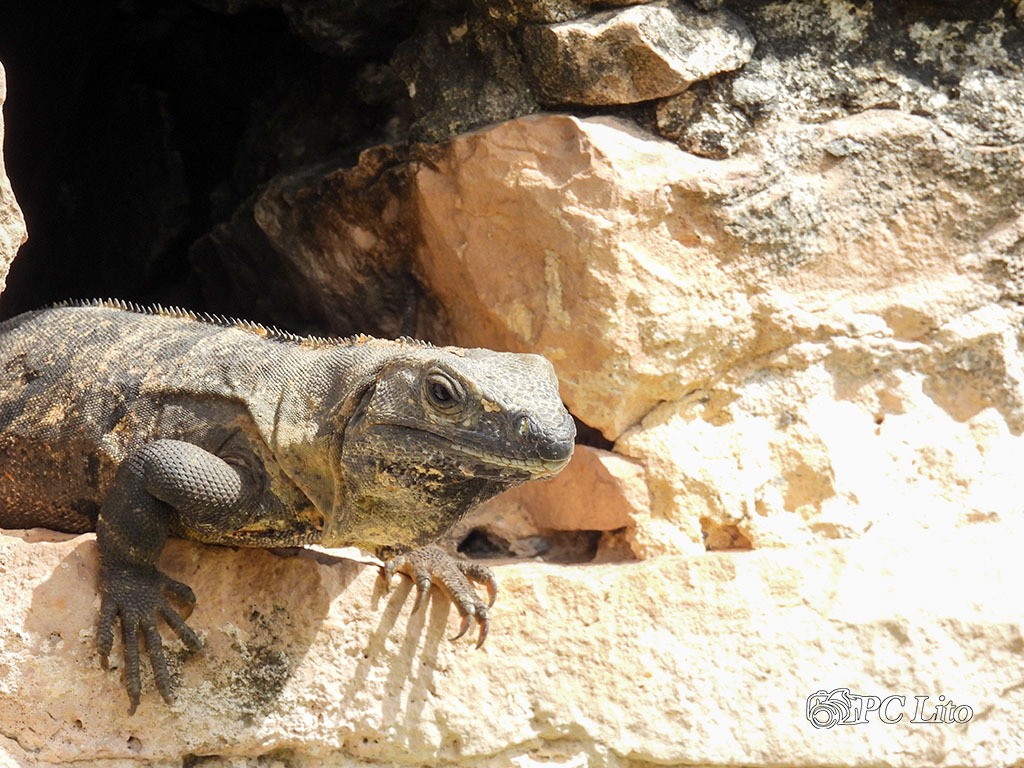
4,524,1024,766
2,1,1024,766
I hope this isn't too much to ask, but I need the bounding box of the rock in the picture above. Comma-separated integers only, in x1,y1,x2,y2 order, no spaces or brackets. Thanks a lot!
473,0,592,28
655,80,753,158
0,62,26,294
4,524,1024,766
391,12,539,143
517,445,647,532
191,145,424,339
654,0,1024,156
521,1,755,105
449,445,649,559
413,107,1024,554
413,114,752,439
473,0,649,28
211,59,402,223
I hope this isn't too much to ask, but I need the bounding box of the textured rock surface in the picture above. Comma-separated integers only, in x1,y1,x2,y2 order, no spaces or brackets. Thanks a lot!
0,62,26,294
450,446,647,560
654,0,1024,158
391,13,539,143
414,110,1024,555
191,145,422,338
3,525,1024,767
475,0,651,28
522,1,754,105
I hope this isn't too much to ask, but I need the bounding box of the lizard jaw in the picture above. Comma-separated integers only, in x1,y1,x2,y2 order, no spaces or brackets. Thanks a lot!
378,423,573,480
449,441,572,479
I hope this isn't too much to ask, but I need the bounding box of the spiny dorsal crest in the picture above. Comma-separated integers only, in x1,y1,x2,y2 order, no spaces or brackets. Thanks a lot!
51,298,435,350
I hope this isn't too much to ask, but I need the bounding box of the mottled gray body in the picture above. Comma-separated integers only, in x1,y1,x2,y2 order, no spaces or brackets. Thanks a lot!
0,302,575,712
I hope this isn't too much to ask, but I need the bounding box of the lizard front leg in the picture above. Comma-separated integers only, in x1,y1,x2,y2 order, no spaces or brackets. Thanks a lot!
96,439,261,714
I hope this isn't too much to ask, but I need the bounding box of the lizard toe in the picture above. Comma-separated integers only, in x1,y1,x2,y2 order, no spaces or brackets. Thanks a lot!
98,564,200,713
384,546,496,648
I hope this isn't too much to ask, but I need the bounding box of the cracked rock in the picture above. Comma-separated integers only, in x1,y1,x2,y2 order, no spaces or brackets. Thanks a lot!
521,0,755,105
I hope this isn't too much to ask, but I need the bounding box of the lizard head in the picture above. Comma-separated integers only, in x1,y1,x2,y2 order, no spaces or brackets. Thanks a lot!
332,345,576,552
347,345,576,480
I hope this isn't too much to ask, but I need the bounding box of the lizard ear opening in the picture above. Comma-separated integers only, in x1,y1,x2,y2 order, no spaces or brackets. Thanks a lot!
328,375,379,444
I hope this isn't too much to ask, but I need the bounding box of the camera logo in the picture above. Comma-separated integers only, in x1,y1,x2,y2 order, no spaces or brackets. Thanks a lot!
806,688,974,728
806,688,854,729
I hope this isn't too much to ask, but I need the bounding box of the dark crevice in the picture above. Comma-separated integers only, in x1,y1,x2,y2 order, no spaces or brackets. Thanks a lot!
458,526,603,564
572,415,614,450
0,0,416,322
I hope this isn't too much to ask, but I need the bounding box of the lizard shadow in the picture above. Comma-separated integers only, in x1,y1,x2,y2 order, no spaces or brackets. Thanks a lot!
343,572,451,726
21,533,357,723
300,544,456,701
20,531,452,731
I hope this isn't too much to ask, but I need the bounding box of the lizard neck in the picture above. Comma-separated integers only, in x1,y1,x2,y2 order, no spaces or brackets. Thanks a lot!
259,344,386,542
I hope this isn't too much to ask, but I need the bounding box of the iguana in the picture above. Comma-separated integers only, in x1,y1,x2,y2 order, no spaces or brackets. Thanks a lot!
0,300,575,713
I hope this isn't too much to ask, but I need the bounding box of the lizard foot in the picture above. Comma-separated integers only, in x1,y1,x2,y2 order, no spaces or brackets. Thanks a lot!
382,545,497,648
97,565,204,714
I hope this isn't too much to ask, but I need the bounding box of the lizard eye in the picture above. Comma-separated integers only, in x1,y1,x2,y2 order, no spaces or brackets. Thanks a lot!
425,370,465,413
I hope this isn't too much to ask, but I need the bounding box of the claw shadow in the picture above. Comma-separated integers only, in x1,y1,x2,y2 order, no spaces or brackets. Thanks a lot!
340,570,450,729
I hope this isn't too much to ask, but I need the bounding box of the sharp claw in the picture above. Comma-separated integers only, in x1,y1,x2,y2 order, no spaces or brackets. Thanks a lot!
475,615,489,649
411,577,431,613
380,562,396,594
450,613,471,642
159,605,203,652
99,569,203,713
384,549,499,647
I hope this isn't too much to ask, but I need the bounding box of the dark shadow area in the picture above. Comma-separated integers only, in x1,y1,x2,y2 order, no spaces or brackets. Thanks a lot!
19,533,370,726
458,525,604,563
0,0,409,320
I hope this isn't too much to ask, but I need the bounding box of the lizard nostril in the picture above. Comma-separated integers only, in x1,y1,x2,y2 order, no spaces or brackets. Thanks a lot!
518,415,531,437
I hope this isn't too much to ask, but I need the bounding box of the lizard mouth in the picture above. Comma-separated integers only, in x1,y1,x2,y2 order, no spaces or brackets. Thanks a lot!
449,442,572,478
383,423,573,479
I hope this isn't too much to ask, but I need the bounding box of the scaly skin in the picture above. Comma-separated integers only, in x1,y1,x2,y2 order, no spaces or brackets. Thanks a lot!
0,300,575,713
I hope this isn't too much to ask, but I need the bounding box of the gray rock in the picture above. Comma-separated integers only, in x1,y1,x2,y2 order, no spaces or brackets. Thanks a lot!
391,12,539,142
656,0,1024,157
472,0,649,28
655,80,753,158
472,0,591,28
190,146,427,339
522,1,755,106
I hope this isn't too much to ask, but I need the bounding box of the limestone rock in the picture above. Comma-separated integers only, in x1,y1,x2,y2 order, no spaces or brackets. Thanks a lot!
414,114,752,439
449,445,649,559
521,1,755,105
474,0,650,28
654,1,1024,157
655,81,753,158
516,445,646,532
414,107,1024,555
0,62,28,295
3,524,1024,766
